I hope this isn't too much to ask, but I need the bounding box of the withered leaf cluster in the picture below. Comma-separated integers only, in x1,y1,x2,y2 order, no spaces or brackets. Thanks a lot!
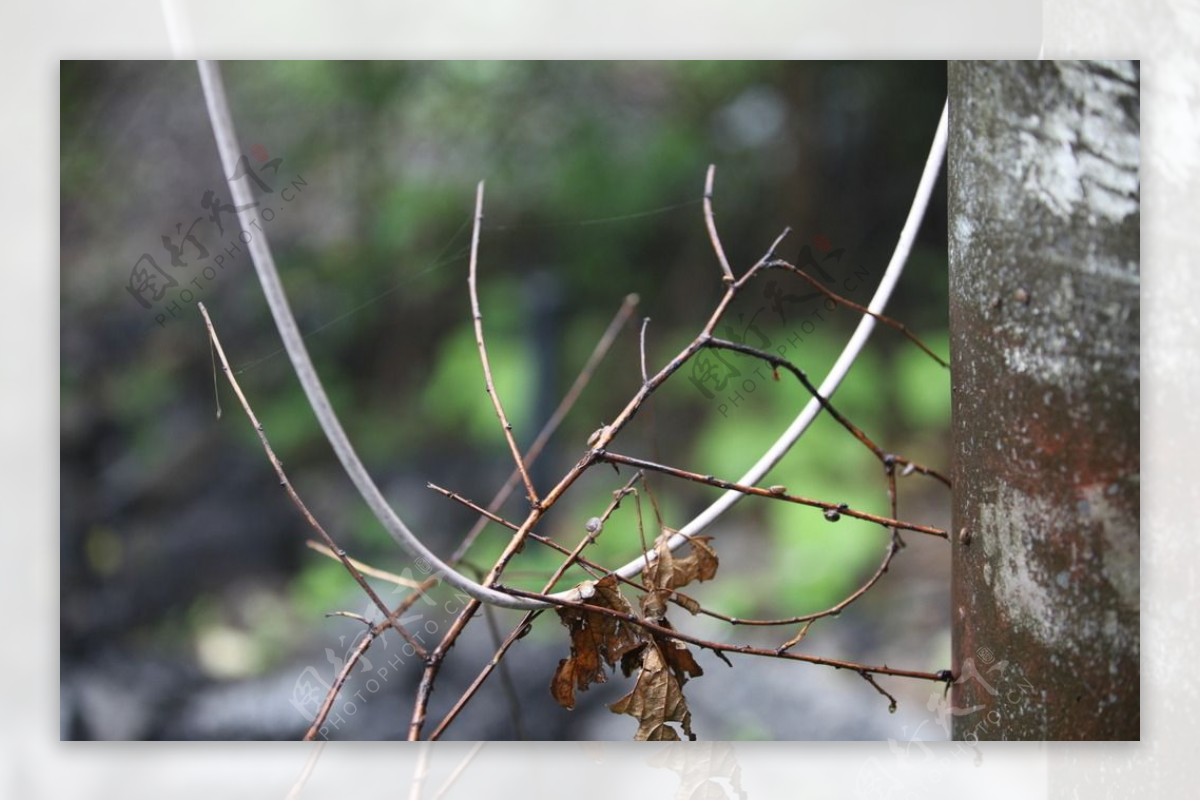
551,530,718,740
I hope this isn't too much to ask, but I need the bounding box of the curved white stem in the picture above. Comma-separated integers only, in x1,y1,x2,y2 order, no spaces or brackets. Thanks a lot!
198,60,536,609
608,101,949,582
198,58,946,611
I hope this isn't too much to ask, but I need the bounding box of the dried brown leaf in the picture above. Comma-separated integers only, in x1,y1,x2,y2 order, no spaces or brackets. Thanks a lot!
550,576,641,710
645,530,718,592
609,640,697,741
642,530,719,619
658,633,704,680
673,592,701,615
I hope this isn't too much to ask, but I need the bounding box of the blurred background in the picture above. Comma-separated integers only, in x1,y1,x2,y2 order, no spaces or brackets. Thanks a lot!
60,61,951,741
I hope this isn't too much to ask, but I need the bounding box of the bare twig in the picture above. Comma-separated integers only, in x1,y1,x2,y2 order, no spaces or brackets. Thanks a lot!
778,621,813,651
436,466,906,637
498,587,947,683
704,164,736,284
764,258,949,368
639,317,651,386
704,336,884,459
304,584,437,740
702,336,950,486
430,484,602,579
892,456,952,488
427,473,642,740
467,181,541,509
594,450,947,538
407,209,773,736
411,134,950,733
198,302,428,657
858,670,899,713
303,620,383,741
450,292,639,564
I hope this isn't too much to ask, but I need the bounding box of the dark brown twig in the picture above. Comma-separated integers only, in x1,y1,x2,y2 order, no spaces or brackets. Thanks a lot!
304,575,439,740
703,336,951,487
498,587,947,683
765,258,949,368
594,450,947,538
427,473,643,740
857,670,899,713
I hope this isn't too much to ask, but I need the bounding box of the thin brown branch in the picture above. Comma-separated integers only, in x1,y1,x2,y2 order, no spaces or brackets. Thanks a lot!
427,473,643,740
704,164,735,284
303,620,384,741
858,670,898,713
409,192,936,738
893,456,952,488
639,317,651,386
704,335,950,485
429,483,603,580
594,450,948,538
411,220,924,739
765,258,949,368
409,237,757,738
706,335,884,458
437,464,904,641
498,586,948,683
303,582,438,740
778,621,813,651
467,181,540,509
198,302,428,659
449,292,639,563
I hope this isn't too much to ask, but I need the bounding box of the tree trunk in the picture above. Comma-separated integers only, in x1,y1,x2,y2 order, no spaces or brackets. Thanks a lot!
947,61,1140,740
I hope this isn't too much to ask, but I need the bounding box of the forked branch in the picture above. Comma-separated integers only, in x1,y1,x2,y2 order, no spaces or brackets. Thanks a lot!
198,57,954,740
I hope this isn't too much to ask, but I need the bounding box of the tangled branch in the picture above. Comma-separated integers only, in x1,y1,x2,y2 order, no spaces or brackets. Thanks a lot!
197,57,954,740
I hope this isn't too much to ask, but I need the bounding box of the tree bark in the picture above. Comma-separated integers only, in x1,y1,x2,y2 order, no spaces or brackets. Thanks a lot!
948,61,1139,740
